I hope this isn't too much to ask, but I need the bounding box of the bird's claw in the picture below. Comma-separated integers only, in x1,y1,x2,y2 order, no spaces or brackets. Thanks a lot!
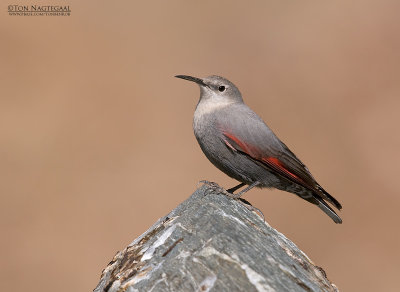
199,180,265,221
199,180,235,197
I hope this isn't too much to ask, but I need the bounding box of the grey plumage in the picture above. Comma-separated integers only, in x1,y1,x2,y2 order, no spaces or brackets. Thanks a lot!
176,75,342,224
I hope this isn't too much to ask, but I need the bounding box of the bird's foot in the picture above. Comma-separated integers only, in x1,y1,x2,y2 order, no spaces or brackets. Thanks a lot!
198,180,235,198
199,180,265,221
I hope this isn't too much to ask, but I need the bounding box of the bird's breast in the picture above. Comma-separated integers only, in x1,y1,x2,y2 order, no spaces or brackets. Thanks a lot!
193,99,232,141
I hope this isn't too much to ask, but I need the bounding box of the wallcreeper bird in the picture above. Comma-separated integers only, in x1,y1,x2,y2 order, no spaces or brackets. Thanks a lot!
176,75,342,223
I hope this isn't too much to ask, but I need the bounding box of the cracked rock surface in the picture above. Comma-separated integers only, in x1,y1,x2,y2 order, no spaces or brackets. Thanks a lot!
94,184,339,292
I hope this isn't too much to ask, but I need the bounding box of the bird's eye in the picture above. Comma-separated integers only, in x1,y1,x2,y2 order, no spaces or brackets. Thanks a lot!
218,86,226,92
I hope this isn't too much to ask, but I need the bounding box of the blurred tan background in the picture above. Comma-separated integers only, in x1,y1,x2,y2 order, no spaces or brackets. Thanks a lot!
1,1,399,291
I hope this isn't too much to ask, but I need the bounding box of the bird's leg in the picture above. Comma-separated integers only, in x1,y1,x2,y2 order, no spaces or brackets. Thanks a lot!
229,181,261,199
227,182,246,193
235,181,265,221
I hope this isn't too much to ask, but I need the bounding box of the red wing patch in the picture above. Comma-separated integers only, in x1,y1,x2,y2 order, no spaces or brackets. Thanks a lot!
223,130,304,185
261,157,301,181
223,132,257,156
223,138,237,152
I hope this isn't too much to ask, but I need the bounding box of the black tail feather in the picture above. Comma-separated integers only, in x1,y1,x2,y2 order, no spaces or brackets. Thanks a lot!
315,196,342,224
318,186,342,210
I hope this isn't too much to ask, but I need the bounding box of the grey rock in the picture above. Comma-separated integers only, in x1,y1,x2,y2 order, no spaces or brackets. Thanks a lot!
94,184,339,292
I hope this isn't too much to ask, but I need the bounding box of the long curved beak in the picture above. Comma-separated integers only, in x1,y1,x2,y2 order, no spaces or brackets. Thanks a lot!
175,75,207,87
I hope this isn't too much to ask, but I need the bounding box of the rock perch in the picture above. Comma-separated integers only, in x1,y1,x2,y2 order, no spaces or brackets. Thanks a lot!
94,184,339,292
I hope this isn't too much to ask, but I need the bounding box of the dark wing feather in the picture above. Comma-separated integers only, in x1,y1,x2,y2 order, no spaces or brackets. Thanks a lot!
223,131,341,210
217,104,341,211
277,142,342,209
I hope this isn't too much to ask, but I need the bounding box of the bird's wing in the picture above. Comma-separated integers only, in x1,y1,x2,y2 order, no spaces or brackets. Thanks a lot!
218,105,341,210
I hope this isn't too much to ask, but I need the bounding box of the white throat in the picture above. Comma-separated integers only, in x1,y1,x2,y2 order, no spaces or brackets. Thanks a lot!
193,98,233,137
194,98,233,120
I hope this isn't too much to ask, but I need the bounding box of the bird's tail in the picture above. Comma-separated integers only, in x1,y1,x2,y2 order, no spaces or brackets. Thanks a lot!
314,195,342,224
318,185,342,210
299,192,342,224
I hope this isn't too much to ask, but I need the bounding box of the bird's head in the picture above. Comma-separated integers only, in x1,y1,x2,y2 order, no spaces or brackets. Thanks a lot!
175,75,243,103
